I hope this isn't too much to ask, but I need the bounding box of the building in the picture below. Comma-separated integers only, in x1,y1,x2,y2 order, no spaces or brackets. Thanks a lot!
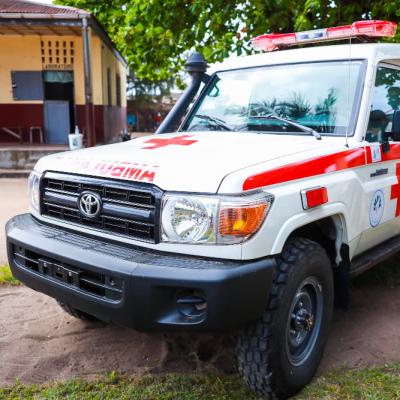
0,0,127,147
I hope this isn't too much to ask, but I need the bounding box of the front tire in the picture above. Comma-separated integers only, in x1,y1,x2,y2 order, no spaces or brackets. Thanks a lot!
237,238,334,399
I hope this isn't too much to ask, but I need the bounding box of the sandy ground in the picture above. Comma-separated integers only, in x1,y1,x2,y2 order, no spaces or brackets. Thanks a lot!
0,179,28,264
0,286,168,386
0,284,398,386
0,178,399,386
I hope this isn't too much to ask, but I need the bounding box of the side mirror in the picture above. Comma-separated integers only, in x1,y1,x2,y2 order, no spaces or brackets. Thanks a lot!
391,110,400,141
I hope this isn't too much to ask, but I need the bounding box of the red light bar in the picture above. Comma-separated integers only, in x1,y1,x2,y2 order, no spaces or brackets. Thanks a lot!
252,20,398,52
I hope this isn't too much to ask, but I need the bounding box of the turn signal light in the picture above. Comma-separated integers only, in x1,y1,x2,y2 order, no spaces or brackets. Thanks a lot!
301,187,328,209
219,203,268,236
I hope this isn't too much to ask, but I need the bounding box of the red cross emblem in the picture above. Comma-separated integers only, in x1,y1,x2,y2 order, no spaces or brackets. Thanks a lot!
391,163,400,217
142,135,198,150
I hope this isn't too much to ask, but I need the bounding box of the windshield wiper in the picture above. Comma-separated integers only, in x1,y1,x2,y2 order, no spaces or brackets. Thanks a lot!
251,114,321,140
194,114,233,131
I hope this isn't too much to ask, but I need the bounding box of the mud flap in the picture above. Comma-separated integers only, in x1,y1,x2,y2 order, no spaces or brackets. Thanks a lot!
333,244,350,309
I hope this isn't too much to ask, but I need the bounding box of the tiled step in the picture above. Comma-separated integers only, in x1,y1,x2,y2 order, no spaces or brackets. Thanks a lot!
0,146,67,169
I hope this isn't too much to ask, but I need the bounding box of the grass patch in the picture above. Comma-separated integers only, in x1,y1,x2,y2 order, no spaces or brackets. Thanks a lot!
299,363,400,399
353,254,400,287
0,373,259,400
0,264,20,285
1,365,399,400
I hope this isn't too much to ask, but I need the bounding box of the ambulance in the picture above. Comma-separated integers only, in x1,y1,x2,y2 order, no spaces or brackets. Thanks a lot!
6,20,400,399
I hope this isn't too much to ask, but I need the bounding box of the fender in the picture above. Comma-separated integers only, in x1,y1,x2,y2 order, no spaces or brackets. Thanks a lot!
270,202,350,254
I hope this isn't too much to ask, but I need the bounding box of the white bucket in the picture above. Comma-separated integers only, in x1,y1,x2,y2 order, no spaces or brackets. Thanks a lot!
68,133,83,150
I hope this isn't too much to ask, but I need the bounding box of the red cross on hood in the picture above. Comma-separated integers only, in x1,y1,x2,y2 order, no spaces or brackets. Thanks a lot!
141,135,198,149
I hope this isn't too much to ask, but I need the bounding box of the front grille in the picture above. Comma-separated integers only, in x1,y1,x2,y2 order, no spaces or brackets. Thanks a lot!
13,245,123,302
40,172,162,243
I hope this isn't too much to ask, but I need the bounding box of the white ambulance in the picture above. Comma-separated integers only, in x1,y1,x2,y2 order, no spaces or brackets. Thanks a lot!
7,20,400,399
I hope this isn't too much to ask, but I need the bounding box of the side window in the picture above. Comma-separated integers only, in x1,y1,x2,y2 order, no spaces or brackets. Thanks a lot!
366,65,400,142
107,68,112,106
116,73,121,107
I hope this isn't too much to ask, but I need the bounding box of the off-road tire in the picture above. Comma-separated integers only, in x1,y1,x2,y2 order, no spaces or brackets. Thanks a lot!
237,238,334,399
57,301,99,322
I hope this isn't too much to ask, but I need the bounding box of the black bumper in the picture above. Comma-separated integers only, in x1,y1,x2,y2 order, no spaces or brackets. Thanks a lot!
6,214,276,331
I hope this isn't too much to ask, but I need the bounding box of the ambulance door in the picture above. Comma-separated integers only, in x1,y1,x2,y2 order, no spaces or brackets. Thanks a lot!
356,63,400,255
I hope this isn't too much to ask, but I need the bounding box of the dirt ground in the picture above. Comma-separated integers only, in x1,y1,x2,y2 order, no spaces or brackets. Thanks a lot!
0,284,398,386
0,178,28,264
0,178,399,386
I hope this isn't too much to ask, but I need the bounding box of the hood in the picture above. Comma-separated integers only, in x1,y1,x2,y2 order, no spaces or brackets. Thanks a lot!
35,132,336,193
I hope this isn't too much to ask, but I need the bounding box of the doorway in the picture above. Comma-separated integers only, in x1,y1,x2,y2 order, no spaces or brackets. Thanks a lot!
43,71,74,144
44,101,70,144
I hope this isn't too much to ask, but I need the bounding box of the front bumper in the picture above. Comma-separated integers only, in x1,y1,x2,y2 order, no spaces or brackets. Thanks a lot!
6,214,276,331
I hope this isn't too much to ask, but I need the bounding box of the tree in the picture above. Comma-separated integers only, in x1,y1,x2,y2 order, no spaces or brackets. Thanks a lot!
56,0,400,88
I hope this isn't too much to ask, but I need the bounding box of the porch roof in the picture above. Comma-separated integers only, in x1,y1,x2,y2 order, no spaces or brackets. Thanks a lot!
0,20,82,36
0,0,127,68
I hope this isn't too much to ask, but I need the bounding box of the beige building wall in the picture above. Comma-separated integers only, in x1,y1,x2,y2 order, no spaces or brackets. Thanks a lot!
0,36,42,104
0,34,86,104
0,29,127,144
91,34,103,105
0,33,126,107
98,36,127,108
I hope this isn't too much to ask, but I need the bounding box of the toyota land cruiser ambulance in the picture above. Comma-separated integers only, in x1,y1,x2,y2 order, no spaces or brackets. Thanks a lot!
6,20,400,399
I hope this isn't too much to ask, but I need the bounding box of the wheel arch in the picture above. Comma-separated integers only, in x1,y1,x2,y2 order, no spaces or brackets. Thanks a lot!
271,204,349,266
272,206,351,309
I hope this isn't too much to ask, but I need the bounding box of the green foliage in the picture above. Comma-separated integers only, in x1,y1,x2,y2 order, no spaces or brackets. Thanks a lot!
0,264,20,285
55,0,400,89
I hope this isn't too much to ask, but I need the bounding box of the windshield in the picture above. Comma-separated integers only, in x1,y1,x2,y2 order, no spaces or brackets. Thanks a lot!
183,61,364,136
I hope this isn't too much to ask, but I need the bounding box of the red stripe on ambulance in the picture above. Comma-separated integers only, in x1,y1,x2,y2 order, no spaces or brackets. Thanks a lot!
243,144,400,191
243,148,366,190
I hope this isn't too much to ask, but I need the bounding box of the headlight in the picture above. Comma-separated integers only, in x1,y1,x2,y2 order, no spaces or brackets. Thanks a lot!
162,196,219,243
161,191,273,244
28,171,42,212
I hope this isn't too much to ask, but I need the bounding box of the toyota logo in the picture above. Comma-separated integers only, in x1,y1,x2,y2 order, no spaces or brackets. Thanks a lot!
78,192,102,218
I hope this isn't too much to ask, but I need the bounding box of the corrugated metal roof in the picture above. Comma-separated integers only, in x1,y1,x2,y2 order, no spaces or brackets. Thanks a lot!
0,0,127,68
0,0,87,15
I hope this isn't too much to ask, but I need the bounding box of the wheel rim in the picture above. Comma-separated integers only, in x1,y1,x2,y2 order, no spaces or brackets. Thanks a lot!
285,276,324,367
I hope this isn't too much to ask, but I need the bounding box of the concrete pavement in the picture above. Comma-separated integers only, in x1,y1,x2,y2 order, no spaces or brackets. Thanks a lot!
0,178,28,264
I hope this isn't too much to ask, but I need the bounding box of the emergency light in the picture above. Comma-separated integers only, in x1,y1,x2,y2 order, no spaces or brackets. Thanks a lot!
252,20,398,52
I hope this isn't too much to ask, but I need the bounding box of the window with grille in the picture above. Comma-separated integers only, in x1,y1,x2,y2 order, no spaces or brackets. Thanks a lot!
41,40,74,69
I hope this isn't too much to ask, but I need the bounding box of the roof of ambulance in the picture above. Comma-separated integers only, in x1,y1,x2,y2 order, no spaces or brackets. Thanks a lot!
210,43,400,73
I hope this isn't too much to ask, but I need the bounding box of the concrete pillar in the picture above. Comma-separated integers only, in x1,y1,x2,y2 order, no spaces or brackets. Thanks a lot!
82,16,95,147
